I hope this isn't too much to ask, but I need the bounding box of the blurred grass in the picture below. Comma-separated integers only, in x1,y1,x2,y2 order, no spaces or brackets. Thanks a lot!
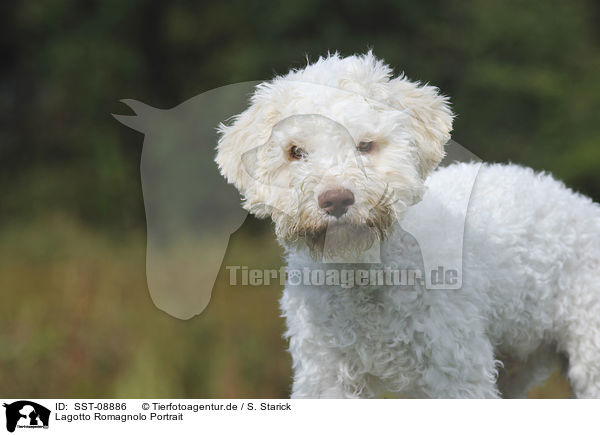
529,369,572,399
0,214,290,398
0,214,572,398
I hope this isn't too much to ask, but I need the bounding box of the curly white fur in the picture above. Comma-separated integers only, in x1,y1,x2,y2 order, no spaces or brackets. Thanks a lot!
216,52,600,398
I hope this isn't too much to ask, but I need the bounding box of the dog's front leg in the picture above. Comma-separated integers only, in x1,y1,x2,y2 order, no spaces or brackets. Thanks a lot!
290,365,370,399
288,339,372,399
414,331,501,399
290,370,350,399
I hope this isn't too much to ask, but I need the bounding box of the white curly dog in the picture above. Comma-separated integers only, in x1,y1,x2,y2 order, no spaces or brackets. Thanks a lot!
216,52,600,398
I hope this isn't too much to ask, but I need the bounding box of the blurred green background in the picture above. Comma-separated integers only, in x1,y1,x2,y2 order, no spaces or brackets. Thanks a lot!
2,0,598,398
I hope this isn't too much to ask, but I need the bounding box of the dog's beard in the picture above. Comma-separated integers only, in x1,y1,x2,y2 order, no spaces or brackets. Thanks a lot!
306,222,382,260
275,203,396,260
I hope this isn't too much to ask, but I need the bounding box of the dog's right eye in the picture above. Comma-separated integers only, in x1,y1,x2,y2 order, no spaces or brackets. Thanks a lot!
289,145,307,160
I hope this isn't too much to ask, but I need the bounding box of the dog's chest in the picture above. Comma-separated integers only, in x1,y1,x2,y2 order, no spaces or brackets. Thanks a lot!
281,272,432,377
281,231,447,379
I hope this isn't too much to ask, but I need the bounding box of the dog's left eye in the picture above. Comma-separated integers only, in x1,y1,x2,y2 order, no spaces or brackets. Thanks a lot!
357,141,374,152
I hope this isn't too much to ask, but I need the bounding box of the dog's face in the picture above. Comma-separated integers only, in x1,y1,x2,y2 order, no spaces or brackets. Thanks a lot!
216,53,453,256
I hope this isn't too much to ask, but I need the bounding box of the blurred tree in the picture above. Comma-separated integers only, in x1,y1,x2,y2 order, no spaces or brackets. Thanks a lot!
0,0,598,230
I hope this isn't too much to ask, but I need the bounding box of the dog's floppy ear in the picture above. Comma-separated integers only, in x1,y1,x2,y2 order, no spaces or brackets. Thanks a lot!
387,77,454,178
215,91,279,196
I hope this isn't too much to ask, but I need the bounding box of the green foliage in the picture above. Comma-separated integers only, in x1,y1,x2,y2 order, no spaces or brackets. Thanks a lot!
2,0,599,228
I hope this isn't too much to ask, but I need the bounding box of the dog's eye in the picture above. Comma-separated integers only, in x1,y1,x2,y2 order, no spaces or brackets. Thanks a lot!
357,141,374,152
289,145,307,160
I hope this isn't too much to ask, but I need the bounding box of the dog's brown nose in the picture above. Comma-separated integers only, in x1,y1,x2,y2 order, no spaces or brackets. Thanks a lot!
318,189,355,218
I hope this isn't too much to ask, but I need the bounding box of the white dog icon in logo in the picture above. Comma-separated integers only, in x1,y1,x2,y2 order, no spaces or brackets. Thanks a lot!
3,401,50,432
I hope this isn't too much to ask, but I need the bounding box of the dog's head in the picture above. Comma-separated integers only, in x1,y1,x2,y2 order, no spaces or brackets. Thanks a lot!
216,52,453,256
